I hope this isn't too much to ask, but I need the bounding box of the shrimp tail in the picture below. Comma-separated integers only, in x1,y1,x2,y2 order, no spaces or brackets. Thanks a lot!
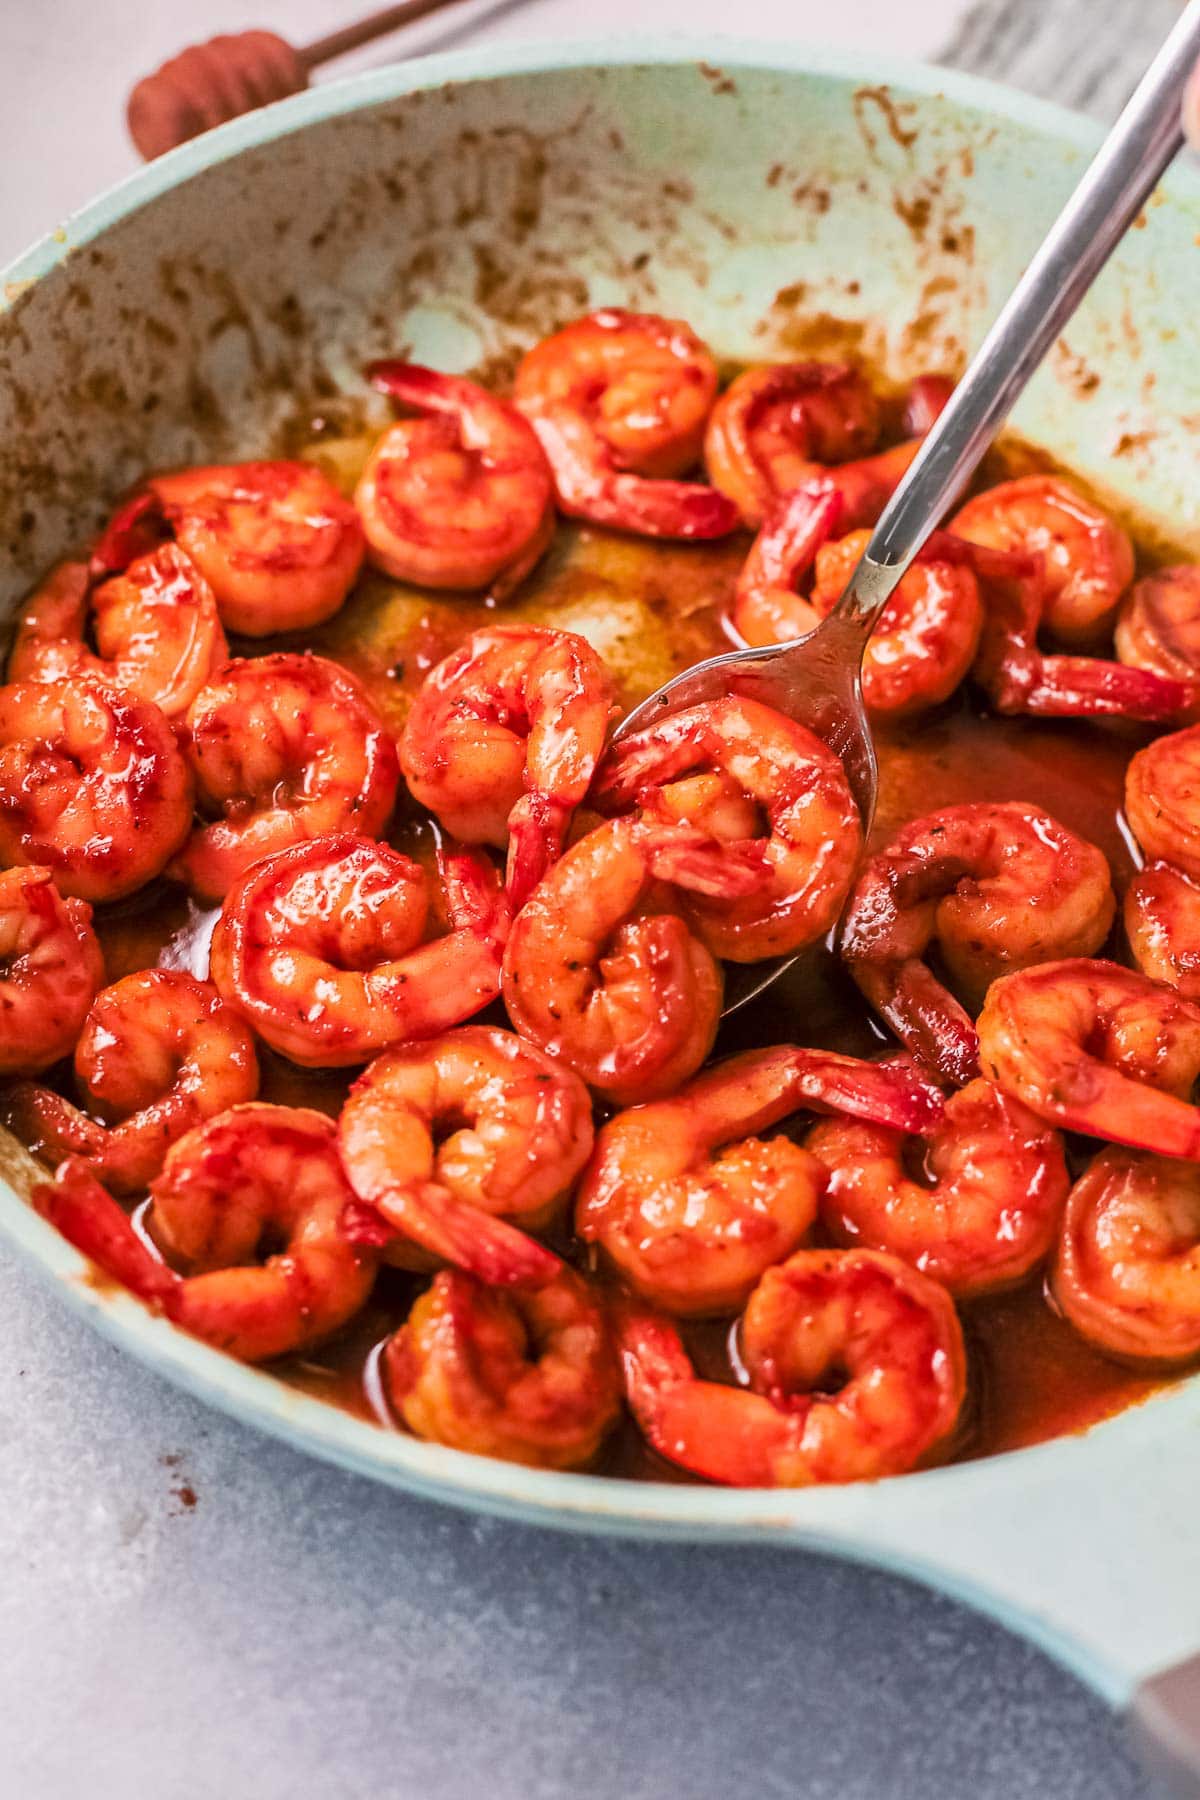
437,840,511,948
1021,657,1188,722
90,490,168,581
505,793,570,913
641,822,771,899
33,1156,181,1309
902,374,954,436
352,1182,562,1289
530,414,740,540
788,1048,946,1134
754,485,846,592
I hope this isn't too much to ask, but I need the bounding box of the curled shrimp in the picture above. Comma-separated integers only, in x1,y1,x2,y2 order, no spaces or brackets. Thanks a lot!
0,677,193,901
383,1264,622,1469
337,1025,592,1285
512,309,738,539
810,1075,1070,1298
618,1247,966,1486
703,361,882,528
501,816,741,1105
0,867,103,1076
354,362,555,599
839,803,1115,1086
210,834,509,1067
6,969,259,1194
594,694,862,962
9,546,228,720
952,475,1134,648
1125,861,1200,998
35,1104,377,1361
133,460,365,636
1116,565,1200,686
399,624,614,909
171,652,400,903
1052,1148,1200,1363
977,957,1200,1158
1126,724,1200,880
576,1045,942,1317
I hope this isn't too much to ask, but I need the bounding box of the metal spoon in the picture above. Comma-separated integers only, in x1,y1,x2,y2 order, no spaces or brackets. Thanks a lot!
614,0,1200,1014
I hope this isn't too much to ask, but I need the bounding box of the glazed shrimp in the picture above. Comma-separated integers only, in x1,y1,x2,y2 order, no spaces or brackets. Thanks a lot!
0,867,103,1075
399,624,614,908
338,1025,592,1285
35,1105,377,1361
8,546,227,720
977,958,1200,1158
210,834,509,1067
0,677,192,901
513,309,739,539
383,1265,622,1469
1126,724,1200,880
354,362,555,599
1125,861,1200,998
1116,565,1200,685
576,1045,942,1317
839,803,1115,1086
810,1075,1069,1297
618,1247,966,1486
502,816,745,1104
703,361,882,528
594,694,862,962
6,969,259,1194
171,652,400,903
952,475,1134,648
1052,1148,1200,1363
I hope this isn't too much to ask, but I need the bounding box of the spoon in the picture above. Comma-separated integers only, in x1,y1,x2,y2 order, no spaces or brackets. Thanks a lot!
613,0,1200,1015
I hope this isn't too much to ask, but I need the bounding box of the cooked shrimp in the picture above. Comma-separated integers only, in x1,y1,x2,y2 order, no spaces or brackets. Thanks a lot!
399,624,614,908
354,362,555,599
383,1264,621,1469
977,958,1200,1158
952,475,1134,648
704,361,882,528
139,460,365,635
502,816,740,1105
338,1025,592,1285
617,1247,966,1486
34,1105,377,1360
840,803,1115,1085
1052,1148,1200,1363
1125,861,1200,998
594,694,861,962
577,1045,943,1316
0,867,103,1075
9,546,227,720
513,309,738,539
6,969,259,1194
171,652,400,903
810,1075,1069,1297
795,375,953,532
1116,565,1200,685
210,833,508,1067
0,677,192,901
1126,724,1200,880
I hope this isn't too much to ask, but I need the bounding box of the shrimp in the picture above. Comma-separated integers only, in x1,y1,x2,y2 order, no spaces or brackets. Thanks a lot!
210,833,509,1067
0,867,103,1076
354,362,555,599
1052,1148,1200,1363
512,309,739,539
6,969,259,1194
977,958,1200,1158
951,475,1134,648
135,460,365,635
1125,861,1200,998
34,1105,377,1361
703,361,882,528
1125,724,1200,880
501,816,741,1105
810,1075,1069,1298
8,546,227,720
795,375,954,532
1116,565,1200,685
337,1025,592,1284
0,677,193,902
839,803,1116,1086
399,624,614,909
170,652,400,903
383,1264,622,1469
576,1045,943,1317
594,694,862,962
617,1247,966,1486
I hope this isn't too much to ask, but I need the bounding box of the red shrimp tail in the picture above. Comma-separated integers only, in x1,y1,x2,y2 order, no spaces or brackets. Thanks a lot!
902,374,954,437
642,823,772,898
89,490,169,581
1021,656,1188,722
505,793,570,912
33,1157,180,1309
365,360,447,412
603,472,740,541
341,1198,396,1251
365,1183,562,1289
437,840,512,948
749,484,846,592
611,1296,693,1406
787,1048,946,1134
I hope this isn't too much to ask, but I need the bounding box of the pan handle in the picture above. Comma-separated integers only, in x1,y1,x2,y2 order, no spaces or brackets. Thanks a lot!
1129,1656,1200,1798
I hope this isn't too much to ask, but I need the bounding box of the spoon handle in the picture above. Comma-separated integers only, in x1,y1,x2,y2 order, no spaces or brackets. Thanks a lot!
837,0,1200,630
